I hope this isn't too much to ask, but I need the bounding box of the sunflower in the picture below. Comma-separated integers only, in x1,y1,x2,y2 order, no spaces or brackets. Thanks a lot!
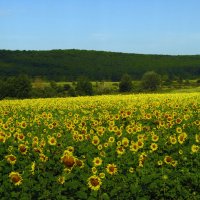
39,153,48,162
17,133,25,141
66,146,74,153
179,149,183,155
57,176,65,184
20,121,27,129
87,175,102,191
108,137,115,143
176,118,182,124
116,146,125,155
137,140,144,149
176,127,182,134
195,134,200,143
178,132,187,144
48,136,57,146
117,141,122,146
169,135,177,145
115,130,122,137
78,134,84,141
106,164,118,175
99,172,105,179
194,120,200,126
92,135,100,146
5,154,17,165
121,137,129,147
75,159,84,168
171,160,178,167
130,142,139,152
92,167,98,174
150,143,158,151
157,160,163,166
93,157,103,167
129,167,134,173
9,172,23,186
164,156,173,164
61,155,75,168
18,144,28,155
152,134,159,142
98,144,103,150
191,144,199,153
0,135,6,143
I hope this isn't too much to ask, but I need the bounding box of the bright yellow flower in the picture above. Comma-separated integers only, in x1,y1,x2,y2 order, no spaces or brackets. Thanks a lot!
116,146,125,155
108,136,115,143
106,164,118,175
129,167,134,173
93,157,103,167
178,132,187,144
152,134,159,142
150,143,158,151
195,134,200,143
122,137,129,147
92,135,100,146
99,172,105,179
48,136,57,145
130,142,139,152
9,172,23,186
57,176,65,184
87,175,102,191
18,144,28,155
191,144,199,153
169,135,177,144
5,154,17,165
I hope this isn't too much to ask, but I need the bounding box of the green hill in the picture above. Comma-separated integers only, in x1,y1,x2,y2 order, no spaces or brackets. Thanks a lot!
0,49,199,81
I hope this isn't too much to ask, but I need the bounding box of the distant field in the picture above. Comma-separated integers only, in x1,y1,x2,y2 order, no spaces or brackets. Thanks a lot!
32,80,200,93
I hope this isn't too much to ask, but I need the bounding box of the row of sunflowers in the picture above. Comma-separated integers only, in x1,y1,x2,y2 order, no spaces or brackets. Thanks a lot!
0,93,199,199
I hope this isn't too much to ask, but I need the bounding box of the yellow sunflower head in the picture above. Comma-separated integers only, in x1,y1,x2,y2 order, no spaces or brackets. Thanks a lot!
93,157,103,167
87,175,102,191
5,154,17,165
106,163,118,175
9,172,23,186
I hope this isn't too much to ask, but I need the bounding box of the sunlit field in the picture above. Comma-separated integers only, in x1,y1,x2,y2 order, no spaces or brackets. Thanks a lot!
0,93,199,200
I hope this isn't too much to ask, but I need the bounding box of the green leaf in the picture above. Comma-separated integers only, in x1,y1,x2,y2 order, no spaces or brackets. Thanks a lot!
101,192,110,200
76,191,88,199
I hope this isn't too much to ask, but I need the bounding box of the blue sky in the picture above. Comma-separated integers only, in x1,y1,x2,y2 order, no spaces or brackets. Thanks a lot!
1,0,200,55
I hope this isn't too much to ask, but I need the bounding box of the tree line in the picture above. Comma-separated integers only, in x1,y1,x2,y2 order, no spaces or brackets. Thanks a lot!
1,71,198,100
0,49,200,81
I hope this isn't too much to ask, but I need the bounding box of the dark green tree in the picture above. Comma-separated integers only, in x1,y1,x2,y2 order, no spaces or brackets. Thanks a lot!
141,71,161,91
13,75,32,98
0,79,6,99
119,74,133,92
75,77,93,96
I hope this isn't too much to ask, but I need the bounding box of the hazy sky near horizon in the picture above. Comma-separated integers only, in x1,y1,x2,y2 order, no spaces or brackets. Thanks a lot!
1,0,200,55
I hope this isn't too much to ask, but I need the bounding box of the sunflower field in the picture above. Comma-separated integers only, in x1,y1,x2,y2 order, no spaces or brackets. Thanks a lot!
0,93,199,200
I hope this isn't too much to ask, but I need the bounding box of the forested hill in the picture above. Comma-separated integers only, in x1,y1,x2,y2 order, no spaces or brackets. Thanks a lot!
0,49,200,81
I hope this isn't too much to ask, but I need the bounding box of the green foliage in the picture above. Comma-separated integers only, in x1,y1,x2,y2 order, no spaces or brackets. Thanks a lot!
0,49,199,81
141,71,161,91
0,75,31,99
119,74,133,92
0,93,199,199
75,77,93,96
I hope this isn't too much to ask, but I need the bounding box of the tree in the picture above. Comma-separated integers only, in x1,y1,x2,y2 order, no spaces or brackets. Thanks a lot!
13,75,32,98
75,77,93,96
141,71,161,91
119,74,133,92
